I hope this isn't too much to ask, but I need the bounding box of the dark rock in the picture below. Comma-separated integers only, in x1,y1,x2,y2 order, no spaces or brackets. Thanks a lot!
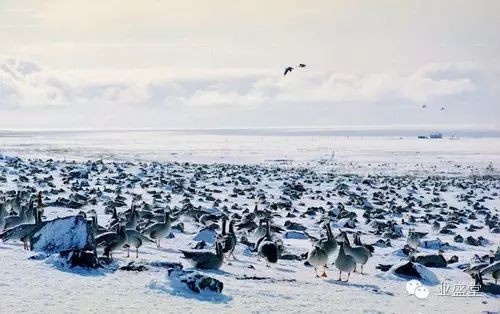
60,250,100,268
376,264,393,272
465,236,481,246
412,254,447,268
453,234,464,243
169,270,223,294
149,261,183,270
194,241,208,249
447,255,459,264
119,261,149,271
280,253,305,261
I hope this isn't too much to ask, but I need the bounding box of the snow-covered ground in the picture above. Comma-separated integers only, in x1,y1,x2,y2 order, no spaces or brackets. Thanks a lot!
1,131,499,313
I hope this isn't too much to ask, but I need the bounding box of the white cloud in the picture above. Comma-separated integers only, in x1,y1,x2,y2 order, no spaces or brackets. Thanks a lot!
0,57,497,129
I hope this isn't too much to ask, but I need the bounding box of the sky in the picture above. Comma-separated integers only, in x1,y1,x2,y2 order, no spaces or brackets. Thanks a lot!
0,0,499,130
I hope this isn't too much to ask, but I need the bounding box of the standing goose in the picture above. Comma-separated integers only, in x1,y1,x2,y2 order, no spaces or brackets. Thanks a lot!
255,220,279,267
4,207,26,229
480,260,500,284
221,219,237,259
254,219,266,238
335,241,357,282
95,225,128,258
179,240,224,270
125,205,139,230
0,210,43,250
0,202,6,232
342,234,372,274
319,222,338,266
142,211,171,248
407,228,420,250
432,221,441,233
124,229,154,258
308,244,328,277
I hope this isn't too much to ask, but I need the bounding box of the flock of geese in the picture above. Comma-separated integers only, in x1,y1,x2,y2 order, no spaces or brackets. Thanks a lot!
1,191,373,282
1,157,499,289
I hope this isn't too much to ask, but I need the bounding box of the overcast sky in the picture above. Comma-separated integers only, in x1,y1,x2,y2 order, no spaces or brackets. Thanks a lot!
1,0,499,130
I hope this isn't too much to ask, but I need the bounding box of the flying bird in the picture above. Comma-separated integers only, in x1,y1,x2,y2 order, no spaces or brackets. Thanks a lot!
440,107,445,111
422,104,427,109
298,64,306,68
284,66,294,76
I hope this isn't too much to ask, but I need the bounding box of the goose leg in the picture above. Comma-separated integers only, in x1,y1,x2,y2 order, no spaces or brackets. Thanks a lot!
361,264,364,275
136,247,139,258
315,268,319,278
338,271,342,281
127,247,130,258
321,266,328,278
324,263,329,269
345,272,351,282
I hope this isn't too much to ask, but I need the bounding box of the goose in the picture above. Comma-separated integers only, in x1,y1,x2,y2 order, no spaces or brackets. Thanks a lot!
255,220,279,267
284,66,294,76
0,202,6,232
432,221,441,233
95,225,128,258
179,240,224,270
0,210,43,250
125,205,139,230
308,244,328,277
335,241,356,282
221,219,237,259
4,207,26,229
353,232,374,254
407,228,420,250
88,210,108,236
342,232,372,274
141,211,171,248
124,229,154,258
320,222,338,258
480,260,500,284
253,219,266,238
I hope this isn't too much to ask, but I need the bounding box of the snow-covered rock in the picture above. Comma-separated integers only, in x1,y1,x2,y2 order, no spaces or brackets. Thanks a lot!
193,227,217,244
168,269,223,294
30,216,95,254
391,261,439,285
284,231,308,239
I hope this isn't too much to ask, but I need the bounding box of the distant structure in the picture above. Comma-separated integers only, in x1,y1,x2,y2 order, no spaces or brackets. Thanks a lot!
430,132,443,139
418,132,443,139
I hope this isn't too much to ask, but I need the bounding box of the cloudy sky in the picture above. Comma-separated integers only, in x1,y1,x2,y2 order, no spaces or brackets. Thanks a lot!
1,0,499,130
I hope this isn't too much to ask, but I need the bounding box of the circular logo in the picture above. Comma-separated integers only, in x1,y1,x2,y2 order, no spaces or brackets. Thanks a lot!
406,279,422,295
414,286,430,299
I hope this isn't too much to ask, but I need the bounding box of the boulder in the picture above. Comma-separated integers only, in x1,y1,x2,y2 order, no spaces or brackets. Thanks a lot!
284,231,308,239
392,261,438,284
412,254,448,268
168,270,223,294
447,255,459,264
193,228,217,244
119,261,148,272
465,236,481,246
60,250,100,269
30,216,95,254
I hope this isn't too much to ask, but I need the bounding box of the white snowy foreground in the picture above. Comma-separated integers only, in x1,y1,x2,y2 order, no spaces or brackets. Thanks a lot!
1,133,499,313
